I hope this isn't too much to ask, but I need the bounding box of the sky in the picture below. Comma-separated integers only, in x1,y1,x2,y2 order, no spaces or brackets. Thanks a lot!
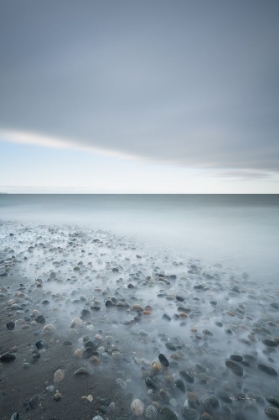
0,0,279,193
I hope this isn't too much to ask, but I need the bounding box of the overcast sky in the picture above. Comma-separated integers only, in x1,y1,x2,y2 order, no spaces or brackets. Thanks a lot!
1,0,279,193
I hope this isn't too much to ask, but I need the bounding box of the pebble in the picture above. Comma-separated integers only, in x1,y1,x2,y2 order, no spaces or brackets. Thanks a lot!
201,395,219,411
53,392,62,401
74,367,90,375
145,404,158,419
258,363,278,376
158,407,178,420
225,360,243,376
0,352,16,362
131,399,144,416
181,407,198,420
267,397,279,408
6,321,15,330
43,324,54,332
265,406,279,419
159,353,169,367
54,369,64,383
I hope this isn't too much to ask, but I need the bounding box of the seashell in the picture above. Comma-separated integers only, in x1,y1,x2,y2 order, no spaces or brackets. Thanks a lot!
54,369,64,383
179,312,188,317
131,399,144,416
133,304,143,310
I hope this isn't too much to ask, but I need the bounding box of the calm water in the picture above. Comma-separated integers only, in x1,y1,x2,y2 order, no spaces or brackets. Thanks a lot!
0,194,279,283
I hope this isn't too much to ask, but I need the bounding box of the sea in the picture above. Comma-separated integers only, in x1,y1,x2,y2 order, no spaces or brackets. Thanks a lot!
0,194,278,285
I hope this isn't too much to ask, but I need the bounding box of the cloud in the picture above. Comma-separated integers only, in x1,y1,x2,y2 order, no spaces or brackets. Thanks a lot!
0,1,279,176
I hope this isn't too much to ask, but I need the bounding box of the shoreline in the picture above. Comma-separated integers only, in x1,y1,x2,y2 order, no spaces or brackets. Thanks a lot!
1,220,279,420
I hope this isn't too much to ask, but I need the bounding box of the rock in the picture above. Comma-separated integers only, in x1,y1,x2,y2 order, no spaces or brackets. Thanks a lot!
0,352,16,362
225,360,243,376
165,342,177,351
70,317,83,327
74,367,90,375
35,340,45,349
258,363,277,376
175,379,186,393
6,321,15,330
230,354,243,362
74,348,84,358
180,370,194,383
201,395,219,411
53,392,62,401
145,404,158,419
84,340,97,350
181,407,198,419
54,369,64,383
10,413,19,420
159,353,169,367
36,315,46,324
29,394,39,409
145,377,159,389
131,399,144,416
92,416,104,420
43,324,54,332
158,407,178,420
267,397,279,408
202,329,213,336
265,406,279,419
83,347,93,358
62,340,73,346
263,339,277,347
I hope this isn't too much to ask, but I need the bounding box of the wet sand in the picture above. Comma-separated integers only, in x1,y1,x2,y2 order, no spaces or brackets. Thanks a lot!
1,220,279,420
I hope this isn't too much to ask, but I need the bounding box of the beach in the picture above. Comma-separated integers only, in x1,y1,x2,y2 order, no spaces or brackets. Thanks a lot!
1,216,279,420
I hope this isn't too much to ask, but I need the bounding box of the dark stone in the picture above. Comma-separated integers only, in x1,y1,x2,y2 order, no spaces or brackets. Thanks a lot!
175,378,186,393
159,353,169,367
145,377,159,389
180,370,194,383
41,300,50,305
202,329,213,336
176,295,185,302
267,397,279,408
163,314,171,321
6,321,15,330
35,340,45,349
62,340,73,346
81,308,90,318
83,347,93,358
201,394,219,411
0,352,16,362
263,339,277,347
181,407,198,420
36,315,46,324
105,300,113,307
265,406,279,419
230,354,243,362
158,406,178,420
165,342,177,350
29,394,39,409
225,360,243,376
258,363,278,376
